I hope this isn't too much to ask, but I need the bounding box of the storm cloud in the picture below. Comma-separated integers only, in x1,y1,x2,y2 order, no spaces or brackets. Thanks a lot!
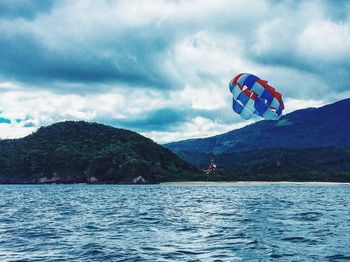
0,0,349,142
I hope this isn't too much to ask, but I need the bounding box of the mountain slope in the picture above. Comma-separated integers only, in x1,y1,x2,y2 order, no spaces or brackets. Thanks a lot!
0,121,199,184
165,98,350,154
164,98,350,182
175,147,350,182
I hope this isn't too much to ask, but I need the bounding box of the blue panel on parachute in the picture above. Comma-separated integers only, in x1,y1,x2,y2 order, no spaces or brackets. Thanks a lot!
261,89,274,104
254,98,268,116
237,92,249,106
243,74,260,89
276,106,283,116
229,82,234,93
232,99,243,114
237,74,249,86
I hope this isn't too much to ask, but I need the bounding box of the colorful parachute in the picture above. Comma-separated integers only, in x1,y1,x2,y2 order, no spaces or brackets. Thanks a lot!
229,73,284,120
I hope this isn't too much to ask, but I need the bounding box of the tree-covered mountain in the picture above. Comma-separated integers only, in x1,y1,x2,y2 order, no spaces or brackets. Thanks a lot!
1,99,349,184
165,98,350,182
165,98,350,154
175,147,350,182
0,121,199,184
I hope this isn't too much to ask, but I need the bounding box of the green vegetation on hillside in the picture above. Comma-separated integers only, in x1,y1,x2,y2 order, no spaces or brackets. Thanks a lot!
1,120,349,183
177,147,350,182
165,98,350,182
0,121,199,184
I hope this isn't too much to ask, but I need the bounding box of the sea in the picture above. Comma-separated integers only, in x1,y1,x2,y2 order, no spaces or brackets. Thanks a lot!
0,183,349,261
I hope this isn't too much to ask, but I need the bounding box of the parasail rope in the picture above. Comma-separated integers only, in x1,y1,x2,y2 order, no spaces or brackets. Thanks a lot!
213,100,231,156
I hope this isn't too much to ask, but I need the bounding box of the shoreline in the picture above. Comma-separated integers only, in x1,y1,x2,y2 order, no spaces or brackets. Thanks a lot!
161,181,350,185
0,181,349,185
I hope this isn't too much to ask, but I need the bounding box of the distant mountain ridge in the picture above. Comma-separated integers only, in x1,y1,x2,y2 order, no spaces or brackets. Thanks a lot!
165,98,350,154
164,98,350,182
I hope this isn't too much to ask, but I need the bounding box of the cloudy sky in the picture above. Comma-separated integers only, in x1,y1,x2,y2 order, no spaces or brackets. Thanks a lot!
0,0,350,143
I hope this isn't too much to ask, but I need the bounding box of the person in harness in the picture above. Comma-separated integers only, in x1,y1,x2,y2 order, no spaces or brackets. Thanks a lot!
204,159,216,175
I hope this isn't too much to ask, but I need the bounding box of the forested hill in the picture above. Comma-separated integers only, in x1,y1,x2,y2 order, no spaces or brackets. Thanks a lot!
0,121,199,184
165,98,350,154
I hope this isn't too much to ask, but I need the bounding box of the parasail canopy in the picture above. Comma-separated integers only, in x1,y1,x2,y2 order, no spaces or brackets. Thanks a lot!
229,73,284,120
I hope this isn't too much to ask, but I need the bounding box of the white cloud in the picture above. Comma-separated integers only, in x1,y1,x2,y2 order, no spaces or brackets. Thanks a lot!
0,0,349,142
284,98,326,114
297,20,350,64
0,123,36,139
144,116,255,144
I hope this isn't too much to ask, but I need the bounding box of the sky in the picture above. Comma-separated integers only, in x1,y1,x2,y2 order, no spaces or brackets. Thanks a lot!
0,0,350,143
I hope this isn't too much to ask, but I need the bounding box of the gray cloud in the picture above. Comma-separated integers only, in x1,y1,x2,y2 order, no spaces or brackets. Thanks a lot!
99,105,240,133
1,0,349,96
0,0,349,141
0,28,174,90
23,122,35,127
0,0,56,20
0,116,11,124
101,108,190,132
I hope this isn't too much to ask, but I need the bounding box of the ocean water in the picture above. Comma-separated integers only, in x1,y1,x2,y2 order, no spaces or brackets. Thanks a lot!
0,183,349,262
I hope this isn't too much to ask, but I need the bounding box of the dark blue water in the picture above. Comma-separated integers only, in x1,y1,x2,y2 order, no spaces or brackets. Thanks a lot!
0,183,349,261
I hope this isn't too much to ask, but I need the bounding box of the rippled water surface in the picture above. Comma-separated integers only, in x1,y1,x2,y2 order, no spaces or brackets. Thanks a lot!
0,183,349,261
